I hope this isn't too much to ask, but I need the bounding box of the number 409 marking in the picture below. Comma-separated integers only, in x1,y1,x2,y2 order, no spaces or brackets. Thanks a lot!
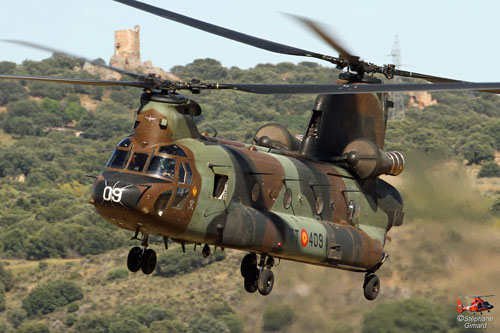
103,186,123,203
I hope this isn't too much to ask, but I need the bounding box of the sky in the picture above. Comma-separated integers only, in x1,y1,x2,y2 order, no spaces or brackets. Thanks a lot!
0,0,499,82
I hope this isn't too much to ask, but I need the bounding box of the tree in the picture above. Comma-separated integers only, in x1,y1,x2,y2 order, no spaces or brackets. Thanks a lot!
478,161,500,178
187,313,230,333
22,279,84,317
65,101,86,121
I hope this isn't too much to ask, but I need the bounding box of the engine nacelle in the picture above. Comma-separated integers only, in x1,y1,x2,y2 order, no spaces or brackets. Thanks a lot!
342,139,405,179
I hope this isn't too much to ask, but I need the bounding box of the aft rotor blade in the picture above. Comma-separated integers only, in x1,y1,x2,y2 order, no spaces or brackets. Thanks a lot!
113,0,332,61
0,39,146,81
0,74,146,88
288,14,360,66
214,82,500,95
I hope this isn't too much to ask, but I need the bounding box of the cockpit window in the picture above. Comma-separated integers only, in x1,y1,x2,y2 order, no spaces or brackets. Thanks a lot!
147,156,176,180
159,144,187,157
118,136,131,148
106,149,130,169
128,153,149,172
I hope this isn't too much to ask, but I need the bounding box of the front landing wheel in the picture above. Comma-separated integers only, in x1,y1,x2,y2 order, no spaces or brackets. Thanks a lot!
127,246,142,272
363,274,380,301
258,269,274,296
141,249,157,275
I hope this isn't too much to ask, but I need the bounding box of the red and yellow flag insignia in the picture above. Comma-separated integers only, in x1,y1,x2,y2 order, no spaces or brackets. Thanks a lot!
301,229,308,247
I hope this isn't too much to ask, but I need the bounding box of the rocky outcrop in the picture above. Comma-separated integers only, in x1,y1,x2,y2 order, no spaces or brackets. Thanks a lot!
407,91,437,110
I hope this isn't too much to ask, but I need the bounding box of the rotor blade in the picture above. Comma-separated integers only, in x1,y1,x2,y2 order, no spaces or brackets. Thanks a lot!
0,39,146,81
0,74,146,88
287,14,360,66
113,0,332,61
213,82,500,95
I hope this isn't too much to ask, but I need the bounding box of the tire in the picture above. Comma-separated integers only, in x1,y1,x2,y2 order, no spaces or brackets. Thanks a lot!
127,246,142,272
257,269,274,296
363,274,380,301
244,276,258,293
240,253,257,278
141,249,157,275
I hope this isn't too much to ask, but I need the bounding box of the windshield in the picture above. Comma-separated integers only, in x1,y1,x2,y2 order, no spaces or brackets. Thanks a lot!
106,149,130,169
147,156,176,180
128,152,149,172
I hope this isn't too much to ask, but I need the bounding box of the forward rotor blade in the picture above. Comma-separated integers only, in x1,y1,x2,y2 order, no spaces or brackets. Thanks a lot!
214,82,500,95
288,14,359,66
113,0,331,61
0,39,146,81
0,74,146,88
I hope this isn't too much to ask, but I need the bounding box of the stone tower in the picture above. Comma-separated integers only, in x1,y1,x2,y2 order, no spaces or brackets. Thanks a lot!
110,25,142,70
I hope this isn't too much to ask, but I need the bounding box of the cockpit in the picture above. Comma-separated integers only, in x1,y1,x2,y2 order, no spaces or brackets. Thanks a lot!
105,137,193,184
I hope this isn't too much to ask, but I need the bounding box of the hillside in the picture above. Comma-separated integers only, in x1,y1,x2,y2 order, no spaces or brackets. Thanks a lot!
0,56,499,332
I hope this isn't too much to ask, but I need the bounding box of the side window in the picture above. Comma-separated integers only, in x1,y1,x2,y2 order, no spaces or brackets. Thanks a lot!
154,190,173,216
179,163,186,184
184,163,192,184
147,156,176,180
128,153,149,172
106,149,130,169
172,188,190,209
213,174,229,200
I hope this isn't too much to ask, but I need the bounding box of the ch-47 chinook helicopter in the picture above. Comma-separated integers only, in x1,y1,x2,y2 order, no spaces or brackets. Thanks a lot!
2,0,500,301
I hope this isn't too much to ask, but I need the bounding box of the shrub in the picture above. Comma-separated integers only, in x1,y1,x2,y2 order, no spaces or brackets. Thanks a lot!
188,313,230,333
262,304,294,331
7,308,27,328
120,304,176,327
22,279,84,317
149,319,189,333
109,318,145,333
16,323,49,333
107,268,128,281
74,314,110,333
362,298,447,333
0,263,14,292
67,302,79,313
155,246,225,278
478,161,500,178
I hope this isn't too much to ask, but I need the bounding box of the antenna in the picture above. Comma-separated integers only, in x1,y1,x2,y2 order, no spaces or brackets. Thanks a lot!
390,35,405,119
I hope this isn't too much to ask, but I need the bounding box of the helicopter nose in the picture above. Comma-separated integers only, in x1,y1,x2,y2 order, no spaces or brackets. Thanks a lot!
92,177,143,210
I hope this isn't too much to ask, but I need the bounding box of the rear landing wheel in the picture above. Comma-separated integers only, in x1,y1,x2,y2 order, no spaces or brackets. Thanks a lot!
257,269,274,296
141,249,157,275
363,274,380,301
127,246,142,272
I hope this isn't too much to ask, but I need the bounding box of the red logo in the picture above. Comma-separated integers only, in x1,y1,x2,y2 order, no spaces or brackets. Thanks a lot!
301,229,308,247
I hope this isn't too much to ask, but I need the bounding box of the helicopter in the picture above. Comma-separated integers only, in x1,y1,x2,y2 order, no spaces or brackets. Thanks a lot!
457,295,495,314
2,0,500,300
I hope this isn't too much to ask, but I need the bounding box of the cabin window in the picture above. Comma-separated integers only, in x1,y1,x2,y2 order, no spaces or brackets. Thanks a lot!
154,190,173,216
283,188,292,209
213,174,228,200
128,153,149,172
147,156,176,180
106,149,130,169
172,187,190,208
315,194,324,215
159,144,187,157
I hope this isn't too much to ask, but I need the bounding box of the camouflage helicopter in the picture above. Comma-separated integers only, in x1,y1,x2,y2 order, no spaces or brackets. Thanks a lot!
2,0,500,300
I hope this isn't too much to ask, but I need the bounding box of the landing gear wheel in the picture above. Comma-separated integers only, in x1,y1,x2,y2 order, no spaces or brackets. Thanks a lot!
363,274,380,301
244,276,258,293
141,249,157,275
240,253,257,277
258,269,274,296
127,246,142,272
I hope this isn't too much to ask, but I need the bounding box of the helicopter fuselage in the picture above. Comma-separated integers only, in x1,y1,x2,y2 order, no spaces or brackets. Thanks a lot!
90,92,403,273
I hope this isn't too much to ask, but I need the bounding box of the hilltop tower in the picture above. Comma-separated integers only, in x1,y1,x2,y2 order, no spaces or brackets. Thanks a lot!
390,35,405,118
